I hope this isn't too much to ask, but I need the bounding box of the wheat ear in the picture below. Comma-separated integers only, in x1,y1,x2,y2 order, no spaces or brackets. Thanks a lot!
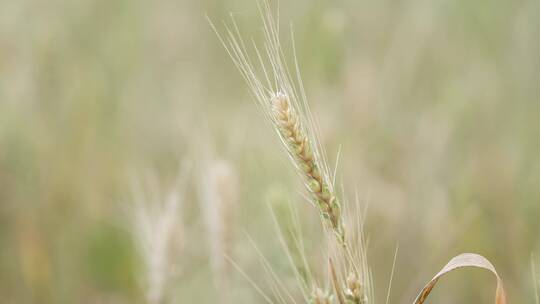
208,0,345,243
271,92,344,241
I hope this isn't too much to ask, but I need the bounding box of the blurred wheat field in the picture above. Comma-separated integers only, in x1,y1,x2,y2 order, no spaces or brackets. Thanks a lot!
0,0,539,303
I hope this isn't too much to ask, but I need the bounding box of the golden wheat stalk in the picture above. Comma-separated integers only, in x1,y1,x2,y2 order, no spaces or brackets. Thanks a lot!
209,1,372,303
208,0,344,243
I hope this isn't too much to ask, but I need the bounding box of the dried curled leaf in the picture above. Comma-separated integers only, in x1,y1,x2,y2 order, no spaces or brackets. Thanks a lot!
414,253,507,304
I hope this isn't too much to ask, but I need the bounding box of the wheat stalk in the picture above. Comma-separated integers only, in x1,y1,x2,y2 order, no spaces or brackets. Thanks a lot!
209,1,372,303
208,0,345,244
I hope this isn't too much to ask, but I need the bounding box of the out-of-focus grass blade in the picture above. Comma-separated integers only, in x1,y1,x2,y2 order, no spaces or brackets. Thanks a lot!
414,253,507,304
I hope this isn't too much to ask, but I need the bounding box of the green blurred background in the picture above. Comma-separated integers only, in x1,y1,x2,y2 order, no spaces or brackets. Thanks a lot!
1,0,539,303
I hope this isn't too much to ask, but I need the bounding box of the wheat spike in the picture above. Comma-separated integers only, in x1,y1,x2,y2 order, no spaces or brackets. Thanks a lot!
208,0,345,243
271,92,343,241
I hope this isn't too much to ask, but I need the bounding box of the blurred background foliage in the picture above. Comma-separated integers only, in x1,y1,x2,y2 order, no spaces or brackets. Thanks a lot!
0,0,539,303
